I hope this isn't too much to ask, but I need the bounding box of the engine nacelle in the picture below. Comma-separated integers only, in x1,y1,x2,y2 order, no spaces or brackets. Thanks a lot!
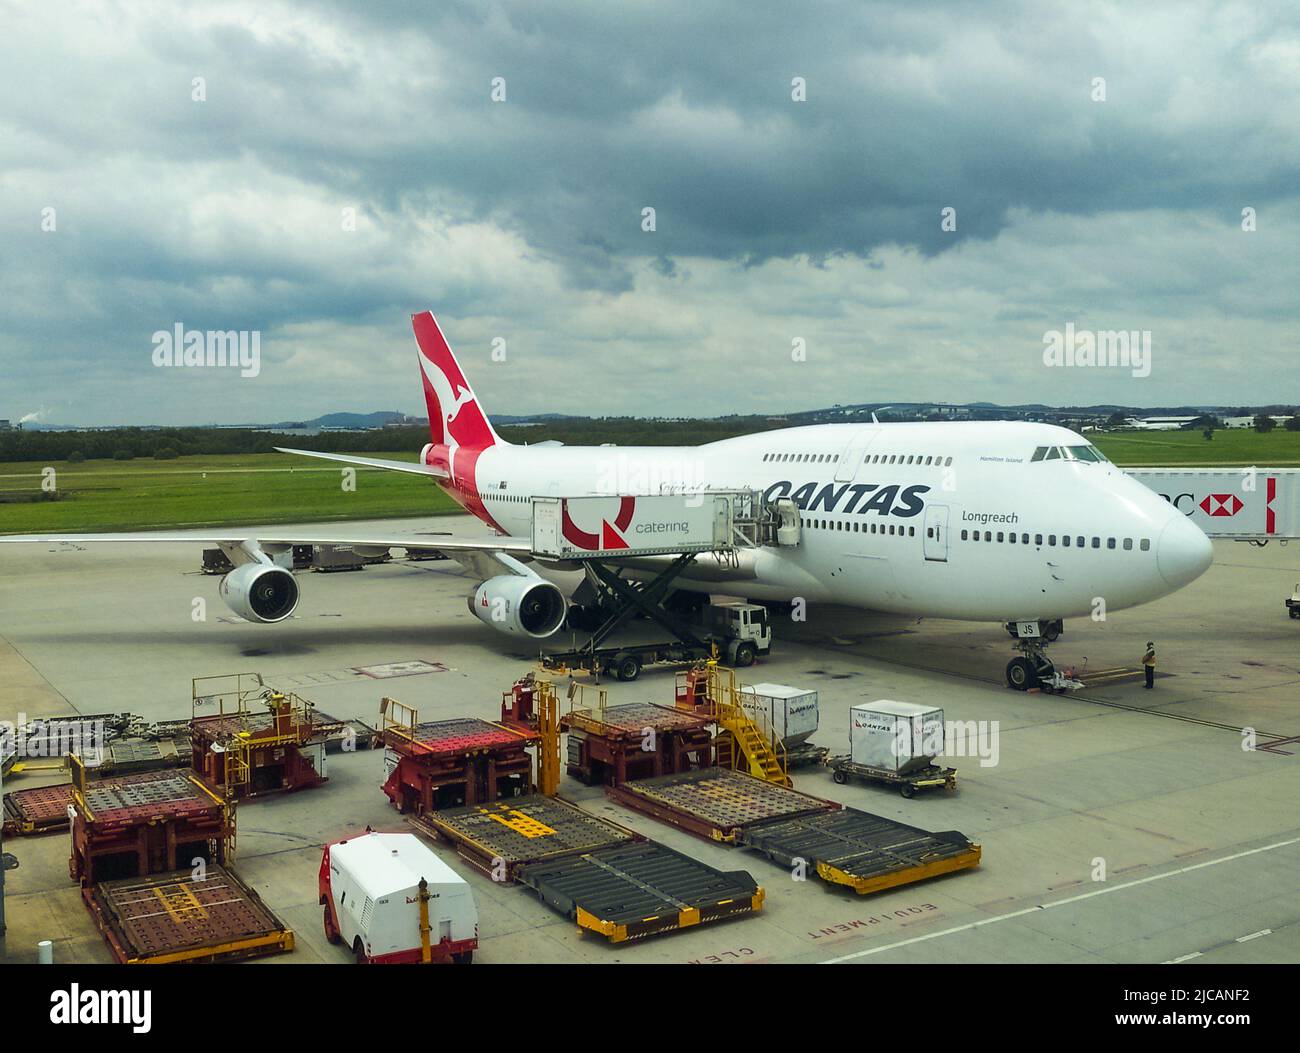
220,563,300,623
468,575,566,638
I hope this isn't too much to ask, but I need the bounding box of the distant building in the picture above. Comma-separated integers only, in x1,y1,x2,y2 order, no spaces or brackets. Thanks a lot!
1223,415,1293,428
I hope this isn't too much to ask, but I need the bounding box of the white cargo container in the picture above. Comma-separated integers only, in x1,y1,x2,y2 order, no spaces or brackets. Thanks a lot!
850,701,945,774
739,683,819,748
1125,468,1300,539
320,830,477,964
531,493,734,559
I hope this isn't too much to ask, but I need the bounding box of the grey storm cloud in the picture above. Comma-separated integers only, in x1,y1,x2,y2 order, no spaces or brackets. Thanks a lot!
1,0,1299,424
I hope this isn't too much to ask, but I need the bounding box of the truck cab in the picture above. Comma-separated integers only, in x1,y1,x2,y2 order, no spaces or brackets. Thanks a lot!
703,601,773,664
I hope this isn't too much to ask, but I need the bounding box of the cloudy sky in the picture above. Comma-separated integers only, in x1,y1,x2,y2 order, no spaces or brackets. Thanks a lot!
4,0,1299,426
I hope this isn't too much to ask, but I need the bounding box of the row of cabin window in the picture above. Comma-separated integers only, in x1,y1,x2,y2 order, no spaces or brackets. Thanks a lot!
959,529,1151,551
763,452,953,467
764,452,839,463
808,517,917,537
866,453,953,466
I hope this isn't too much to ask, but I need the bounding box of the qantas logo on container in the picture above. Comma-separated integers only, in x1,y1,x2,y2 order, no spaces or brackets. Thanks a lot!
763,480,931,517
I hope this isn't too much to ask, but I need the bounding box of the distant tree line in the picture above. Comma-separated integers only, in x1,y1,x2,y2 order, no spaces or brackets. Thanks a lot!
0,417,790,463
5,409,1299,465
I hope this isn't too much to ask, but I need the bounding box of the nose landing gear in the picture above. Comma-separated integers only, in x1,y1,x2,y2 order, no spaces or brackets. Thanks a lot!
1004,619,1064,691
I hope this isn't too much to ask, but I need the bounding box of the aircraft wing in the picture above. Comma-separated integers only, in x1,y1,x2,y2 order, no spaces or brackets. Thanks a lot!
273,448,449,478
0,529,533,580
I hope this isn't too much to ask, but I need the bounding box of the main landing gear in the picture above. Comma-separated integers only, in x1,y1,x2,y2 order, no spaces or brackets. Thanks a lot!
1004,619,1063,691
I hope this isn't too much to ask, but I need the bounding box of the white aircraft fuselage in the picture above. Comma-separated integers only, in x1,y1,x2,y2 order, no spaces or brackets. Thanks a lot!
443,420,1213,623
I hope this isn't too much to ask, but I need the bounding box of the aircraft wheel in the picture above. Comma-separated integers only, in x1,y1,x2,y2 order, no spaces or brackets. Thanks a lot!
1006,657,1038,691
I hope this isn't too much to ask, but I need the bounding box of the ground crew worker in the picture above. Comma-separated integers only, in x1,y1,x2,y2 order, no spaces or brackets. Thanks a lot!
1142,642,1156,689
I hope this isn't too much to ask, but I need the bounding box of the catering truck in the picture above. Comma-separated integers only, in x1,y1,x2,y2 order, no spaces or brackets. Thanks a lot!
320,830,477,964
542,600,773,681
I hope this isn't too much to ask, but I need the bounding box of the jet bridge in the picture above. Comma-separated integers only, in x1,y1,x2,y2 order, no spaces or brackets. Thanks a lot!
1125,468,1300,540
1126,468,1300,620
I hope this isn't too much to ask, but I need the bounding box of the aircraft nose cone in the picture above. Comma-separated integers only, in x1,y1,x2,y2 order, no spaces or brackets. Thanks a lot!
1156,515,1213,588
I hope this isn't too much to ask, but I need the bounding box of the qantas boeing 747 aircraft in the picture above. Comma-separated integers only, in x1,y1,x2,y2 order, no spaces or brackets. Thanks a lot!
1,312,1213,689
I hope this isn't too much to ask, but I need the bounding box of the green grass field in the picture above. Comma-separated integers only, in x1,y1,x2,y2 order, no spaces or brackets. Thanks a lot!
1091,429,1300,467
1,429,1296,533
0,453,460,533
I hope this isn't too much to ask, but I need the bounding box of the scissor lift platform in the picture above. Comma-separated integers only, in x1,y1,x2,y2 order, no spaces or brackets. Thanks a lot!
516,840,764,944
739,808,982,895
412,794,639,879
606,767,839,842
70,766,231,885
562,702,713,786
84,864,293,964
381,708,538,813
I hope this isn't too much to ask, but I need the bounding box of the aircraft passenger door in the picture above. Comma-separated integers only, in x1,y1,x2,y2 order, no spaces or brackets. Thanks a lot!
923,504,949,562
834,428,878,482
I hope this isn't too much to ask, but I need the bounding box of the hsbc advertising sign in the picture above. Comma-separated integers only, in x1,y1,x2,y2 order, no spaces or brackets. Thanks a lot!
1125,468,1300,539
531,493,732,559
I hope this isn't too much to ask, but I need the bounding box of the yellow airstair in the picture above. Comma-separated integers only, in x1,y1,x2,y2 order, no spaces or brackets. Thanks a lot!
681,664,790,787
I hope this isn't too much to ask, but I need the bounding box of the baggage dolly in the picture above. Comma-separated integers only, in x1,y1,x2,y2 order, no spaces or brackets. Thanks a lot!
826,756,957,798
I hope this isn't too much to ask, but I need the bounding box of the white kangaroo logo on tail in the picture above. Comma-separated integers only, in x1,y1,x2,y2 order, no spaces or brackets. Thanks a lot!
418,348,475,434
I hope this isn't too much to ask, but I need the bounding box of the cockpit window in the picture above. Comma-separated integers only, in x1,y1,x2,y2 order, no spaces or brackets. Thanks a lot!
1031,444,1108,463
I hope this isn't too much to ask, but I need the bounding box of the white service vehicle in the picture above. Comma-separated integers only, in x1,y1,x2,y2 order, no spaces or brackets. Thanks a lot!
320,830,477,964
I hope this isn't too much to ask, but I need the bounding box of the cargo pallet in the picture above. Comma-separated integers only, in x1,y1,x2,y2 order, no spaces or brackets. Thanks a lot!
740,809,981,894
561,701,713,786
69,760,232,886
609,768,981,896
827,757,958,798
3,782,74,836
380,700,538,814
517,840,764,943
411,794,639,879
190,674,328,800
104,737,189,776
84,864,293,964
606,767,839,842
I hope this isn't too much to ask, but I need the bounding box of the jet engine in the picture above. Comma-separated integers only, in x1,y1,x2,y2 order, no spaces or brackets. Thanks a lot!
220,562,300,623
468,575,567,638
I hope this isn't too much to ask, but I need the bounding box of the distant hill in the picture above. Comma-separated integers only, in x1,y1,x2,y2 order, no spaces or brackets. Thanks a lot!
263,411,406,430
